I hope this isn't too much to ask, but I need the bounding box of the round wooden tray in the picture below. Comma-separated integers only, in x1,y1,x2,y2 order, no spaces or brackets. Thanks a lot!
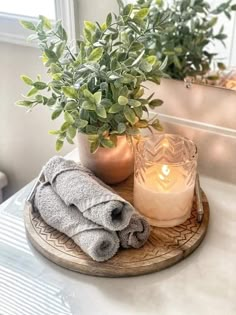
24,176,209,277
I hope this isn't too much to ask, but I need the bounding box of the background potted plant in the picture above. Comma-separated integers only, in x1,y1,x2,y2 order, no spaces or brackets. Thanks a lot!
118,0,236,82
17,5,167,184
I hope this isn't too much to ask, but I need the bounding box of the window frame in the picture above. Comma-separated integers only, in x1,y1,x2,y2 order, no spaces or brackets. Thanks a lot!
0,0,77,46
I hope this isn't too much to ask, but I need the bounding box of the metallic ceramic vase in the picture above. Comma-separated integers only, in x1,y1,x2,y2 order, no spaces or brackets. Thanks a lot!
77,133,135,184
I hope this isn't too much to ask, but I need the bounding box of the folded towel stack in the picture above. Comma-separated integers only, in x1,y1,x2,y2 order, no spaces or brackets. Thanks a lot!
34,157,150,262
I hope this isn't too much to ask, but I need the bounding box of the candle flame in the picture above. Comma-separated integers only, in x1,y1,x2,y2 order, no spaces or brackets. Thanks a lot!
159,164,170,181
162,164,170,176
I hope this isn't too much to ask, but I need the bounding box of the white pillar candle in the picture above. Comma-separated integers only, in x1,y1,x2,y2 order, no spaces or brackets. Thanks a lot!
133,134,197,227
134,164,194,227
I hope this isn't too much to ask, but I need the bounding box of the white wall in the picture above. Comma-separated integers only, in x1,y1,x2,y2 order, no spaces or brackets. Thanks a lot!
76,0,118,34
0,0,118,200
0,42,72,200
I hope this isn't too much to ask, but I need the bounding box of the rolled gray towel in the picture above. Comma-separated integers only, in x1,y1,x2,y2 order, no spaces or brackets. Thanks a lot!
43,156,134,231
118,213,150,249
34,182,119,262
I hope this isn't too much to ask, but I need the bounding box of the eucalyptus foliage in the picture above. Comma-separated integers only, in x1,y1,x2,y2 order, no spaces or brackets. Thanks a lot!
17,7,166,152
119,0,236,80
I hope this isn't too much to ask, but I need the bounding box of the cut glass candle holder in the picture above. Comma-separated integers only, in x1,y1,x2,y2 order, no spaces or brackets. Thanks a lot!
134,134,198,227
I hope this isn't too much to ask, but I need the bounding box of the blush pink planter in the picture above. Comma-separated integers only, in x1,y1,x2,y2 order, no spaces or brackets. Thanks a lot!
77,133,135,184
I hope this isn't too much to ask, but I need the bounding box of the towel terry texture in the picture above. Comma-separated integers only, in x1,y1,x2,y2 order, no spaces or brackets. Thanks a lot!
34,183,119,262
43,156,134,231
118,214,150,249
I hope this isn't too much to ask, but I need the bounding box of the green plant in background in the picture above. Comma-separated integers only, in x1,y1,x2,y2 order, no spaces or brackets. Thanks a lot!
118,0,236,80
17,6,167,152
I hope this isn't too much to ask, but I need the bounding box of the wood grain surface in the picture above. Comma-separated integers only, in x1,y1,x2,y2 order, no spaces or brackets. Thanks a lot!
24,176,209,277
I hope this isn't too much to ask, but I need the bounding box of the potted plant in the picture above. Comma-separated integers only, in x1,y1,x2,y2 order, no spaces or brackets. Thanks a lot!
119,0,236,82
17,5,166,184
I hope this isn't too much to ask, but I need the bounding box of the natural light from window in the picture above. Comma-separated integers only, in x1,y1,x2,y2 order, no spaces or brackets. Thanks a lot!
0,0,55,19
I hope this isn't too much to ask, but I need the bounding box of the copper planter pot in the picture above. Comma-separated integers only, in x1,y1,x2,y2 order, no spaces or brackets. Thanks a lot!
77,133,135,184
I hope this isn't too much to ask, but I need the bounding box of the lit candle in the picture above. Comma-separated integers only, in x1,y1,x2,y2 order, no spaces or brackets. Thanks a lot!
134,134,197,227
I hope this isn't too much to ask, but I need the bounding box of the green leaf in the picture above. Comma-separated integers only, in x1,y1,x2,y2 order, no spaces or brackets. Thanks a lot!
56,42,66,58
231,4,236,10
131,50,145,66
110,134,117,146
159,56,168,71
66,136,74,145
84,28,92,43
110,57,119,71
90,139,99,153
56,139,63,151
98,124,109,135
35,95,43,103
39,15,52,29
127,127,140,135
16,100,33,107
149,99,163,108
77,119,88,129
51,109,62,120
163,50,175,56
20,20,36,30
84,21,96,32
134,106,143,118
127,21,140,34
106,13,112,27
173,56,181,70
33,81,47,90
64,111,74,124
151,119,163,131
124,107,136,125
21,75,33,85
215,34,227,40
45,49,58,60
65,101,78,110
101,138,115,148
145,55,157,65
52,73,62,80
27,34,38,41
50,63,61,74
47,98,56,106
67,126,77,139
82,100,95,110
86,125,98,134
57,24,67,41
88,48,103,62
130,42,144,52
123,4,133,16
217,62,226,70
174,47,183,54
94,91,102,104
88,134,99,141
96,105,107,118
49,129,61,136
128,99,141,107
206,75,219,81
140,60,152,72
84,89,95,102
27,87,38,97
108,103,123,113
117,122,126,134
207,17,218,28
60,121,71,132
62,86,78,99
118,95,128,105
135,119,148,128
133,8,149,20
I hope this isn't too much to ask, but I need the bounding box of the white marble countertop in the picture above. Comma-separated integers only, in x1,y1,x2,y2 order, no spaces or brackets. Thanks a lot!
0,172,236,315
